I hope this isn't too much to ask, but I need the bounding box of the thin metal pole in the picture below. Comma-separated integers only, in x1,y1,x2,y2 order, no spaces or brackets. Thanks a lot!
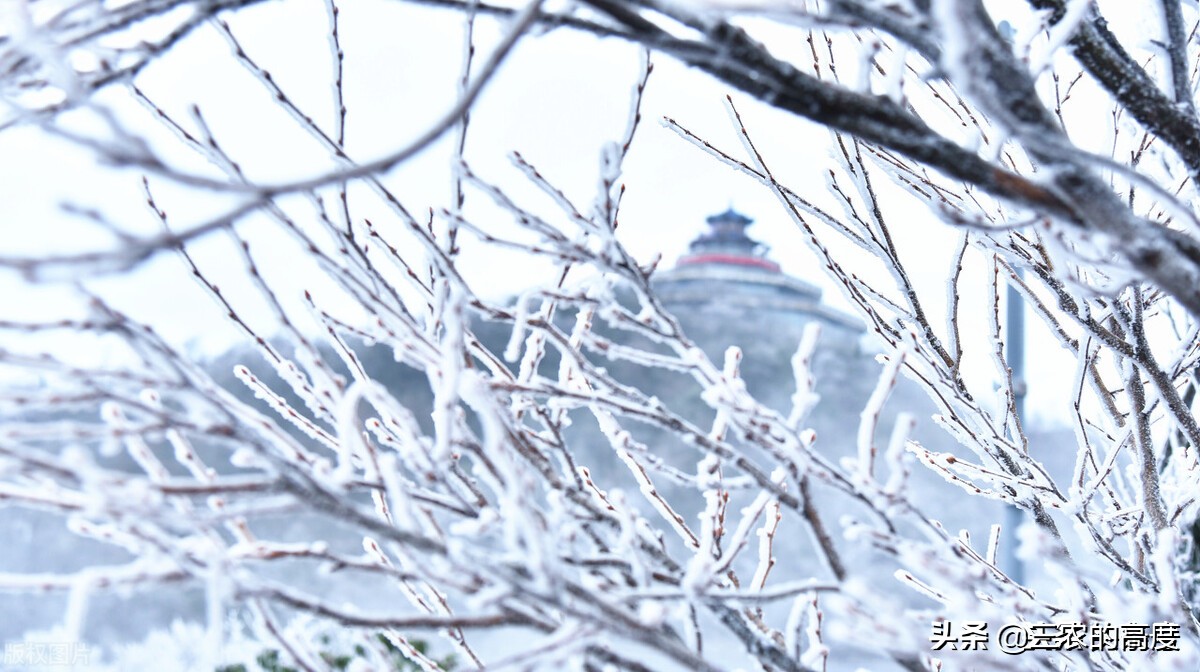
1003,272,1026,584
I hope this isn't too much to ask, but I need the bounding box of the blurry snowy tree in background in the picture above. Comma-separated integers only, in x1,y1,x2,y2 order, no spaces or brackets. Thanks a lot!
3,0,1200,670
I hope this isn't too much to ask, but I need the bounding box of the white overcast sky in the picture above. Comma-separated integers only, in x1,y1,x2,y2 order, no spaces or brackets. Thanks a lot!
0,0,1169,426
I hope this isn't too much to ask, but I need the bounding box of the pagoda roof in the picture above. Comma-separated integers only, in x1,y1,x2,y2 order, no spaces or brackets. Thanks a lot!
655,207,864,333
706,208,754,227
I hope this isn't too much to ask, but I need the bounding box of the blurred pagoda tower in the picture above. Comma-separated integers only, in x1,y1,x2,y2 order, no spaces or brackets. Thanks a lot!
653,207,862,349
627,207,876,484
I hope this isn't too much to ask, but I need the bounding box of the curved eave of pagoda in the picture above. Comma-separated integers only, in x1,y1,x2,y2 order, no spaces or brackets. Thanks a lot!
658,292,865,333
657,261,823,299
677,253,781,272
653,265,864,333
